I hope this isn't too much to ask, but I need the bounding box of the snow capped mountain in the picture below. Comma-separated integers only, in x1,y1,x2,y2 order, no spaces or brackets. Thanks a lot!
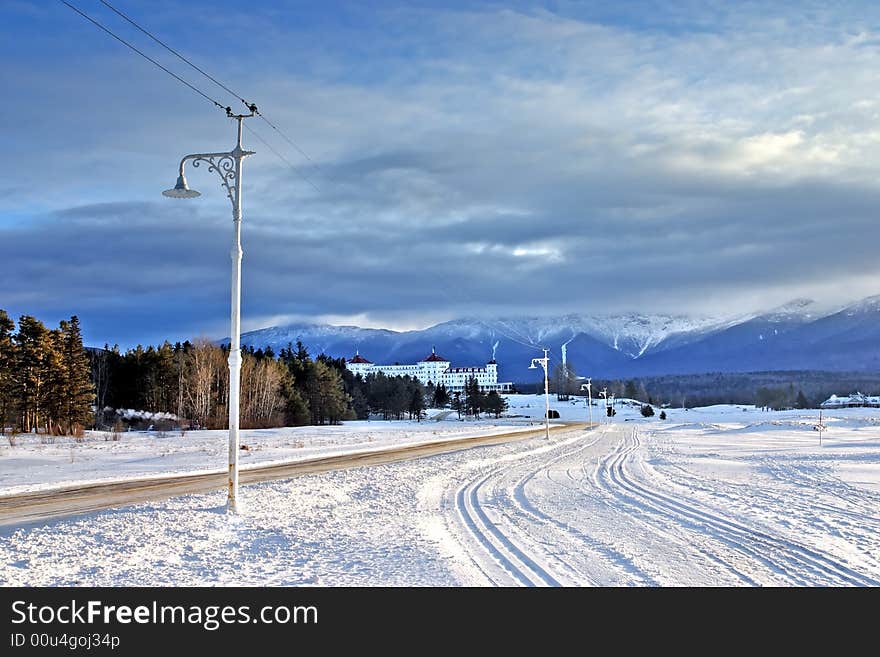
235,294,880,381
416,313,723,359
567,312,723,358
841,293,880,315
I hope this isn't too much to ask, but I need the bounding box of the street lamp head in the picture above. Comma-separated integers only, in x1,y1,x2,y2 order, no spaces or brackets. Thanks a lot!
162,174,201,199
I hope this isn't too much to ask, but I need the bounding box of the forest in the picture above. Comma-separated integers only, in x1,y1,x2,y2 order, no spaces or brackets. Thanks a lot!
6,308,864,438
0,310,509,435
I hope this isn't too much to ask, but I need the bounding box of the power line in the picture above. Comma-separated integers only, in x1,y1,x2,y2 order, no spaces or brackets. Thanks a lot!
256,113,327,179
60,0,228,113
243,122,321,193
97,0,255,112
97,0,325,183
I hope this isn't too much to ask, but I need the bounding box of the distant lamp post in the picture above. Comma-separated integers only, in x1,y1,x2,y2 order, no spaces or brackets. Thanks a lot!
529,348,551,440
163,109,255,513
581,378,593,428
599,387,609,423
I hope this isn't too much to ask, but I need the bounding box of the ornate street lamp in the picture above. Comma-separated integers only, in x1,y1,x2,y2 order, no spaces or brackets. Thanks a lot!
529,348,551,440
163,109,255,512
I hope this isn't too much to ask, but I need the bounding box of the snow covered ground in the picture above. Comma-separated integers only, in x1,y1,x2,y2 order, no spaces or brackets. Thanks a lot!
2,397,879,586
0,412,545,494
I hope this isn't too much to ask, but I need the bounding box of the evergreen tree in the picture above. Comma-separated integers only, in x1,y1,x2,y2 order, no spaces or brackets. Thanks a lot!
348,382,369,420
43,328,66,434
58,317,94,434
484,390,508,418
304,360,350,425
433,384,450,407
280,370,310,426
452,391,463,419
465,376,484,417
409,385,425,421
13,315,52,432
388,377,410,420
0,310,15,433
795,390,810,409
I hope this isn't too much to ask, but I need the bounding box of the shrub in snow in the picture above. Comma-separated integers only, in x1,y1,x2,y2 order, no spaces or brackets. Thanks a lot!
640,404,655,418
659,410,667,420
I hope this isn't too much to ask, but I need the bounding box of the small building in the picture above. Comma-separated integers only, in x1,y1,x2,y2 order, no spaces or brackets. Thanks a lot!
820,392,880,409
346,347,513,393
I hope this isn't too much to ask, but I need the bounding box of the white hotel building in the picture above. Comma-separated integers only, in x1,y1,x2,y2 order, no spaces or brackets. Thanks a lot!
346,347,513,393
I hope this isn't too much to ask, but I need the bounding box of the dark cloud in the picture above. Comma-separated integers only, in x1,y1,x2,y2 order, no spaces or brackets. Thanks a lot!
5,2,880,345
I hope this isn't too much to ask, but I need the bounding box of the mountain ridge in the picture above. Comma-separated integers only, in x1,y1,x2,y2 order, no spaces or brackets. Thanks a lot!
235,295,880,382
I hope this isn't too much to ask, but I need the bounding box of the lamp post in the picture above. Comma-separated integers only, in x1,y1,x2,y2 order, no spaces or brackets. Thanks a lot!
581,378,592,428
163,109,255,513
599,387,608,423
529,348,550,440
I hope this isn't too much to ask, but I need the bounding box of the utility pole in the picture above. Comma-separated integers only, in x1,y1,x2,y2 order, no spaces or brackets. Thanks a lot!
529,348,551,440
581,378,593,428
163,108,256,513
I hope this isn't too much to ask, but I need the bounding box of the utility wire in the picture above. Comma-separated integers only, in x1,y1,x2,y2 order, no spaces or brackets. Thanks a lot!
60,0,228,113
256,113,327,177
243,123,321,193
98,0,254,111
96,0,326,181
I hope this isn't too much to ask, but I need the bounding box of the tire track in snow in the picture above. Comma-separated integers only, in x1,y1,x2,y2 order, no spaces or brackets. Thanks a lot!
509,429,657,586
449,428,600,586
454,467,561,586
604,429,879,586
581,436,759,585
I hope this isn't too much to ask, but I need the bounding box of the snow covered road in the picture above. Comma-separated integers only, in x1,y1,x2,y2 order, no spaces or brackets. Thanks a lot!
3,411,879,586
440,422,880,586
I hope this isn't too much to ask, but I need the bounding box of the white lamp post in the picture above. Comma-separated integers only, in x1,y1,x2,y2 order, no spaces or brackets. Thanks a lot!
529,348,551,440
581,378,592,428
163,109,255,513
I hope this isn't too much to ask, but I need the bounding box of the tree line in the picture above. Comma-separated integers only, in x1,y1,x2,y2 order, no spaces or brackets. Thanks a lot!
580,371,880,410
91,340,350,430
1,310,514,436
0,311,93,436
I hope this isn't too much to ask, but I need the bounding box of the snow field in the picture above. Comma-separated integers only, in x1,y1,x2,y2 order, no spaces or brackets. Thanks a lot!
2,400,879,586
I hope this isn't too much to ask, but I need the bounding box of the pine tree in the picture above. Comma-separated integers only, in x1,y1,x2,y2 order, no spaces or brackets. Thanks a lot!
452,391,463,419
465,376,483,417
409,385,425,421
305,360,349,425
58,317,94,434
434,384,450,407
0,310,15,433
14,316,52,432
484,390,508,418
795,390,810,409
44,328,67,434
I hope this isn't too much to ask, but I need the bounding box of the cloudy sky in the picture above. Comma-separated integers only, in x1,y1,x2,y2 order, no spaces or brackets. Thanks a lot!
4,1,880,347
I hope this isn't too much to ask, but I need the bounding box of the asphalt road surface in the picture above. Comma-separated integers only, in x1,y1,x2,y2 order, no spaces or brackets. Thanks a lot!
0,422,583,527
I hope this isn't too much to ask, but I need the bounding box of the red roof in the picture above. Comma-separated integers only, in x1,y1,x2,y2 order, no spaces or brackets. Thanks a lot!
422,349,448,362
349,353,372,364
